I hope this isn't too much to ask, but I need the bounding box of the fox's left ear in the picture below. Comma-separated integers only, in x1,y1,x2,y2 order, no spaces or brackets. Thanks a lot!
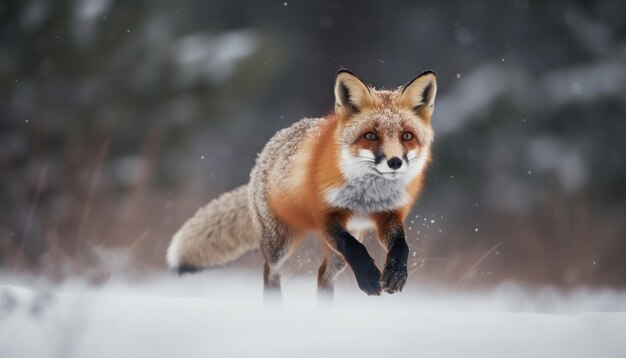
399,70,437,120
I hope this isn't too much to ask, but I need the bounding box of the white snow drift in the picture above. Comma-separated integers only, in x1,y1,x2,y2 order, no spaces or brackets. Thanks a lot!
1,271,625,358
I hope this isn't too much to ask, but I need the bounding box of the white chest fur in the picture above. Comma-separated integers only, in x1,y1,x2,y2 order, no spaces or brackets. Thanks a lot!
325,174,410,212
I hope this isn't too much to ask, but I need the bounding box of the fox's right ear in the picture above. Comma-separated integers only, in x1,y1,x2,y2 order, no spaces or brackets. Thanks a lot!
334,69,374,118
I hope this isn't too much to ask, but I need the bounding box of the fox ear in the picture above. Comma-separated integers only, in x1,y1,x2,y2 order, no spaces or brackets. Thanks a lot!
334,69,374,118
399,70,437,120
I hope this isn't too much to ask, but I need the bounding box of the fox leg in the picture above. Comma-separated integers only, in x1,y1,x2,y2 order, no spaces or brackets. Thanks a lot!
324,213,381,296
317,229,367,299
248,168,295,302
373,212,409,293
259,224,294,302
317,247,347,299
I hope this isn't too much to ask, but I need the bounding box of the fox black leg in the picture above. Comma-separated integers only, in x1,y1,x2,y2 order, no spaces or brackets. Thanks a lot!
374,212,409,293
325,213,382,296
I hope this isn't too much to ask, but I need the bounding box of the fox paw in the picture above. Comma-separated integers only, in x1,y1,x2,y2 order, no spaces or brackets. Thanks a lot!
381,258,407,294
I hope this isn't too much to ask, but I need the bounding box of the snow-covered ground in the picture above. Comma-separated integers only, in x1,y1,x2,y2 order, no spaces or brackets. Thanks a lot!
1,270,625,358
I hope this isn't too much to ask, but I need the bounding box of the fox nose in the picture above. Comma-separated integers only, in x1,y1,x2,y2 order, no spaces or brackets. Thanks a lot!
387,157,403,170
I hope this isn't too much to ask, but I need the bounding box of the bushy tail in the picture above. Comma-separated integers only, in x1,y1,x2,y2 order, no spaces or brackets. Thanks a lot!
166,185,259,274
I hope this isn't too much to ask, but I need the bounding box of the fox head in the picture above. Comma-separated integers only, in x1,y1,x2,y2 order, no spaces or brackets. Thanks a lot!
333,69,437,182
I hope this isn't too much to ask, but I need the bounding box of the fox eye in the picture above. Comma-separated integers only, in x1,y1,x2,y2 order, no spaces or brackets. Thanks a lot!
402,132,414,141
364,132,377,140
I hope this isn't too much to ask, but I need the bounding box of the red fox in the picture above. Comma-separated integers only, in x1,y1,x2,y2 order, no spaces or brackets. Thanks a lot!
167,69,437,298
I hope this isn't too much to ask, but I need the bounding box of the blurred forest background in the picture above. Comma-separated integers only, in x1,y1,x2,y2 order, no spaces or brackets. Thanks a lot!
1,0,625,289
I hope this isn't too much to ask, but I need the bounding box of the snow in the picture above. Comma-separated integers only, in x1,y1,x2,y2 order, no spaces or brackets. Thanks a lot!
1,271,625,358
